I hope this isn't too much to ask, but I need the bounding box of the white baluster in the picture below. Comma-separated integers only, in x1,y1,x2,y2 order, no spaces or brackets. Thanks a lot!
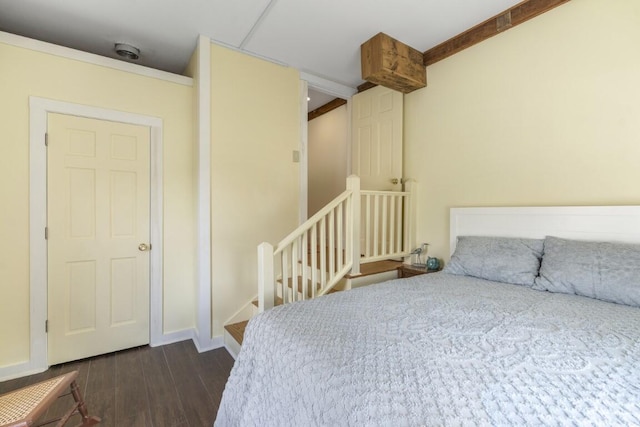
337,202,343,269
389,195,396,254
301,231,308,300
291,238,299,302
381,194,388,256
404,180,417,256
373,194,380,257
311,223,318,298
347,175,360,276
320,216,327,288
258,242,274,313
328,208,335,280
396,195,403,253
365,193,371,258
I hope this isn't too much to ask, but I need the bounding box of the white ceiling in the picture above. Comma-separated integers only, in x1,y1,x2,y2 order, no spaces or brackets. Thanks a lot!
308,89,337,112
0,0,522,90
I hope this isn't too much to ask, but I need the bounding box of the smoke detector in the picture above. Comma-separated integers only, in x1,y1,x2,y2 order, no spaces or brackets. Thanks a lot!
114,43,140,60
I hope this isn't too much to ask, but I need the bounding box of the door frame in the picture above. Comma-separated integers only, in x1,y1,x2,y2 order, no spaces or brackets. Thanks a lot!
29,97,164,372
300,73,356,222
298,80,308,223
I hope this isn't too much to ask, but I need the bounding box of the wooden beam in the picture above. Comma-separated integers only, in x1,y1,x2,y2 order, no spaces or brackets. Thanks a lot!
308,98,347,121
361,32,426,93
423,0,571,66
357,81,377,93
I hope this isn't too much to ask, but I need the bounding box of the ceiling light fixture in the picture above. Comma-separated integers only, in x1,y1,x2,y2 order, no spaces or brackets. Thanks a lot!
115,43,140,60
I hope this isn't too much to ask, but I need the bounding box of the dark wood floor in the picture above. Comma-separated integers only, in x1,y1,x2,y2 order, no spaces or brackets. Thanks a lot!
0,341,235,427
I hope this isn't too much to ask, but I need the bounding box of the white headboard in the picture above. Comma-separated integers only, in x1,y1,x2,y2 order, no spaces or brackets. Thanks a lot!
450,206,640,256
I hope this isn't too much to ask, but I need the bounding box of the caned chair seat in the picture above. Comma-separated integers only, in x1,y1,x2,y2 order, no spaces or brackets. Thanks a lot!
0,371,100,427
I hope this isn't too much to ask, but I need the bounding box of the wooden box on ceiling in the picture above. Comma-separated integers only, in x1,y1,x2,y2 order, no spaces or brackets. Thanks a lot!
361,32,426,94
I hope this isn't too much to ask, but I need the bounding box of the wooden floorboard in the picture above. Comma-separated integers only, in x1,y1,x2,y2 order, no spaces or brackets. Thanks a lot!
165,341,218,426
84,353,117,426
193,349,235,412
0,342,235,427
86,387,116,427
115,348,152,425
141,346,188,427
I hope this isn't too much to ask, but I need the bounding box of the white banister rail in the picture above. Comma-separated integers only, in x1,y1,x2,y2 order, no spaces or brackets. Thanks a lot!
258,176,416,312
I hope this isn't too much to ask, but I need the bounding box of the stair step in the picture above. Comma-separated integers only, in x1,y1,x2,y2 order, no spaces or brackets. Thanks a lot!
345,260,403,279
252,296,284,308
252,284,343,308
277,276,322,297
235,288,343,347
224,320,249,345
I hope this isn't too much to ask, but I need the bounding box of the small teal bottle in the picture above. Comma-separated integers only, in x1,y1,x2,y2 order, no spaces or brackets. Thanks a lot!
426,257,440,271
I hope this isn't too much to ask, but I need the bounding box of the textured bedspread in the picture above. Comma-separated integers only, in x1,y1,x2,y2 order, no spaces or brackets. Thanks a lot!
216,273,640,426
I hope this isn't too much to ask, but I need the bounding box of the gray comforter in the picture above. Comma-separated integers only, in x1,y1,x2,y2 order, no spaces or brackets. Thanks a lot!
216,273,640,426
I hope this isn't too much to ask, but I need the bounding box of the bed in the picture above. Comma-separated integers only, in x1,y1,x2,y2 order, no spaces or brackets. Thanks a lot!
215,206,640,426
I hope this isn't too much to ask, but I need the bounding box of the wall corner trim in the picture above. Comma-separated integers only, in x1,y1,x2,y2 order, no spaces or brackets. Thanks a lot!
195,35,213,344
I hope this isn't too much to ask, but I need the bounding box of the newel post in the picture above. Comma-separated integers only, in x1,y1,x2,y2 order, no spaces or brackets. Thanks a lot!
257,242,274,313
347,175,361,275
403,180,418,259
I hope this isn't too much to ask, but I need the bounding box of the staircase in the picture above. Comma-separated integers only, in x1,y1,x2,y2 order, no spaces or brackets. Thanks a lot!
224,175,416,355
223,260,402,353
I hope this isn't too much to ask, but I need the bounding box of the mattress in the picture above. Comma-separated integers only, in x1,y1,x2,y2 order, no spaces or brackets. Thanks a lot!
215,273,640,426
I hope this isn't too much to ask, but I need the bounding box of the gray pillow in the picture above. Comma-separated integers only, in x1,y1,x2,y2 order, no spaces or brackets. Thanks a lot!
443,236,544,286
533,236,640,307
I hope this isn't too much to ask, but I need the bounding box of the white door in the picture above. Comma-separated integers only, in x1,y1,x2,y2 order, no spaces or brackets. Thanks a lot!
351,85,403,191
47,113,151,365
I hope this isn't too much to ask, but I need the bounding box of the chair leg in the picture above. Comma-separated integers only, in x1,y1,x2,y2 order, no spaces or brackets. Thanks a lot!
69,380,101,427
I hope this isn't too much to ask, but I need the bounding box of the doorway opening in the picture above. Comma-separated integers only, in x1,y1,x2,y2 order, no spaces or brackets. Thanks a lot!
306,87,349,218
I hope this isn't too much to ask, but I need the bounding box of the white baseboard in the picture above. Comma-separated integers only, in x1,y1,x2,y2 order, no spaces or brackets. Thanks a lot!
149,328,195,348
192,330,225,353
0,361,47,382
151,328,226,354
223,332,241,360
0,328,224,381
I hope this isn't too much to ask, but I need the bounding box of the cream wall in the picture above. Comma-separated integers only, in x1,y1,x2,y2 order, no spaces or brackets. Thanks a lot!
210,44,300,336
404,0,640,260
308,105,349,216
0,41,196,367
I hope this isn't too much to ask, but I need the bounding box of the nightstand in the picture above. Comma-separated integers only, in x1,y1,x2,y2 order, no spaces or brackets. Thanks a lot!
398,264,441,278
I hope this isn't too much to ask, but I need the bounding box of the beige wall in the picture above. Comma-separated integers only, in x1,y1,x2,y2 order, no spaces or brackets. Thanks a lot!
404,0,640,260
210,44,300,336
308,105,349,216
0,42,196,367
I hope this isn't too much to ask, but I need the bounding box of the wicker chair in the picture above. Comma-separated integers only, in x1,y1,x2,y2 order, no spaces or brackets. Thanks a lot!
0,371,100,427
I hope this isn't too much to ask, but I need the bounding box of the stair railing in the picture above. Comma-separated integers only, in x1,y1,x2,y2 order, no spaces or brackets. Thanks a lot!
361,180,416,263
258,176,416,313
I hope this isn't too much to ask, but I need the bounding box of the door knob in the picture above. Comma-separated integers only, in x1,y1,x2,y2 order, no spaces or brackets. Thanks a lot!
138,243,151,251
391,178,399,185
